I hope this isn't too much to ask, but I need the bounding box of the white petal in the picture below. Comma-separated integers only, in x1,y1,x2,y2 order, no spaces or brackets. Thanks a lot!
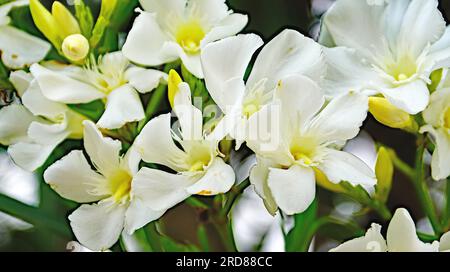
308,92,368,143
125,67,167,94
397,0,445,57
420,126,450,180
139,0,186,16
205,78,246,141
186,158,235,195
0,26,50,69
249,158,278,215
9,70,33,97
380,80,429,115
430,26,450,54
28,121,70,145
122,146,142,176
187,0,229,24
382,0,409,52
0,105,36,145
318,149,376,187
83,120,121,176
248,29,326,89
439,231,450,252
122,11,174,66
173,83,203,140
30,64,105,104
132,167,194,211
69,200,126,251
97,85,145,129
275,75,324,130
201,13,248,46
321,0,387,59
422,87,450,127
246,103,292,166
267,165,316,215
387,208,440,252
8,141,59,171
329,223,387,252
322,47,384,97
202,34,263,109
22,80,67,119
44,150,107,203
135,113,189,171
124,198,165,235
178,50,204,79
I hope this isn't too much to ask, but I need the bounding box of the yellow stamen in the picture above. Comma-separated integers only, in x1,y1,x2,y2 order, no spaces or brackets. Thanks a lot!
197,190,212,196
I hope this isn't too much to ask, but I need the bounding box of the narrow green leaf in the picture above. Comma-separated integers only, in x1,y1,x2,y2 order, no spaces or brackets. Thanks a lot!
74,0,94,39
0,193,71,237
285,199,317,252
197,225,210,252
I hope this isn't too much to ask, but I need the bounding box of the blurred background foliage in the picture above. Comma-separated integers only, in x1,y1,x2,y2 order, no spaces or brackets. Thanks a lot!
0,0,449,252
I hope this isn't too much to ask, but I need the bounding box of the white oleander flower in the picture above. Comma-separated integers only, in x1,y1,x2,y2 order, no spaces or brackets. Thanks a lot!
0,71,87,171
29,52,167,130
420,86,450,180
330,208,450,252
0,0,51,69
132,70,235,218
246,75,376,215
320,0,450,114
44,120,164,251
201,30,325,147
122,0,248,79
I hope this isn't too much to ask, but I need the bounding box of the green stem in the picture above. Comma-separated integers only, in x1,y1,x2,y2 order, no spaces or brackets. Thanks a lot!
0,193,71,237
211,218,236,252
137,62,180,132
391,152,415,181
413,136,442,235
220,179,250,217
368,201,392,221
143,222,163,252
444,178,450,230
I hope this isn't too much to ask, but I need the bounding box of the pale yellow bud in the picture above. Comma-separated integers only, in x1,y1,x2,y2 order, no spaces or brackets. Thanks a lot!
62,34,90,62
369,97,413,129
168,69,183,108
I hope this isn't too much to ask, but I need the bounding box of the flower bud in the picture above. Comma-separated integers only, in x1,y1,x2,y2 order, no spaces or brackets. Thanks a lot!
168,69,183,108
62,34,90,62
369,97,413,129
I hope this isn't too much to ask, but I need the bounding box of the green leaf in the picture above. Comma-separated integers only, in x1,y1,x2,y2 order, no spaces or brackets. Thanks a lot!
285,199,318,252
197,225,210,252
0,193,71,237
89,16,109,49
67,99,105,122
316,217,365,241
74,0,94,39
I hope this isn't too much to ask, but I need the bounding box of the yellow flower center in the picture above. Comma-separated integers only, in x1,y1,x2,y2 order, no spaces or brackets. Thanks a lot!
186,142,212,172
176,21,205,54
385,54,417,82
109,170,132,203
242,101,261,119
290,137,317,166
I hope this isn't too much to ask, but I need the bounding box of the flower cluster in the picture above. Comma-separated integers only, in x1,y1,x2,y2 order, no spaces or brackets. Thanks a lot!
0,0,449,252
